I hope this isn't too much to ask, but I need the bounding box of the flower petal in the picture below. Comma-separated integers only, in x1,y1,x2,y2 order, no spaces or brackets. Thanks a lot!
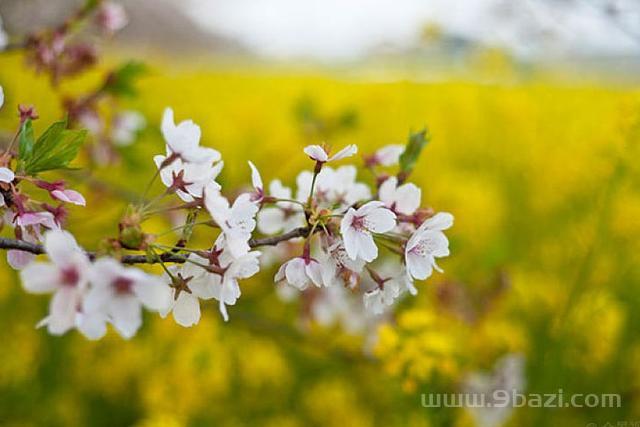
395,183,421,215
406,252,433,280
329,144,357,161
355,232,378,262
0,167,15,183
248,161,263,191
8,250,35,270
378,177,396,206
284,258,308,289
77,311,108,340
134,277,173,311
375,144,404,166
421,212,454,231
44,230,83,267
257,207,284,235
110,295,142,339
356,200,385,215
305,261,323,287
303,145,328,162
20,262,59,293
365,207,396,233
172,292,201,327
51,189,86,206
47,287,79,335
269,179,292,200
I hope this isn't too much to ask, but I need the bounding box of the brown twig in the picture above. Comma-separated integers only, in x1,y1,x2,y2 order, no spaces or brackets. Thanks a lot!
0,226,310,265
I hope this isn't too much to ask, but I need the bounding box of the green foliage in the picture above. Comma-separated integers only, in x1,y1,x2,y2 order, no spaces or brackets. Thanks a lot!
19,119,86,175
105,61,147,98
399,128,430,180
18,119,35,162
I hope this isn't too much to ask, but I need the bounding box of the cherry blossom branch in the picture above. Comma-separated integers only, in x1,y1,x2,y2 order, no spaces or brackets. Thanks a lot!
0,226,311,265
0,237,45,255
248,226,309,247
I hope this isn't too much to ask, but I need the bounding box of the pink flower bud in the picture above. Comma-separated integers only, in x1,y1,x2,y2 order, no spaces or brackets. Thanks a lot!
51,189,86,206
96,2,128,35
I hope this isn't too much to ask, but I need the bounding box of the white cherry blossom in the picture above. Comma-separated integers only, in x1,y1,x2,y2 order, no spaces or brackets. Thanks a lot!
362,261,413,314
159,259,216,327
363,280,400,315
112,110,145,146
214,240,261,321
154,154,223,202
405,212,454,280
275,256,323,290
294,166,369,208
303,144,357,163
84,258,172,339
96,1,128,34
318,237,365,287
161,107,220,164
295,168,333,204
204,188,259,258
379,176,421,215
78,110,102,135
330,166,371,207
340,201,396,262
257,180,304,234
372,144,404,166
164,237,261,323
311,285,368,334
19,230,91,335
463,354,526,427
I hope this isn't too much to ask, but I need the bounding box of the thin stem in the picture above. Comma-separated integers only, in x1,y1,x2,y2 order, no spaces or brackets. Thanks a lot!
140,154,177,205
154,244,204,254
307,162,322,207
148,246,174,278
155,220,216,238
271,198,306,207
142,190,168,211
143,201,200,217
3,125,22,158
320,213,344,219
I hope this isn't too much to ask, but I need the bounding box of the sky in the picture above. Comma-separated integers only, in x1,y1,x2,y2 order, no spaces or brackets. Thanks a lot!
186,0,640,60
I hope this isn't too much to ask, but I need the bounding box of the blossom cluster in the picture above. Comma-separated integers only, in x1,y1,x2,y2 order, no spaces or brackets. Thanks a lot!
0,80,452,339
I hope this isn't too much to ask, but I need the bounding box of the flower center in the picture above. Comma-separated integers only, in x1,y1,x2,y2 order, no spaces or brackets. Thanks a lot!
351,215,368,231
411,238,436,257
60,267,80,287
113,277,134,294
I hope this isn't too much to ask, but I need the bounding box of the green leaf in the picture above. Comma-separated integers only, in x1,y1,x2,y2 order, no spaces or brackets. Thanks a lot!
23,119,86,175
398,128,430,181
105,61,147,98
18,119,35,163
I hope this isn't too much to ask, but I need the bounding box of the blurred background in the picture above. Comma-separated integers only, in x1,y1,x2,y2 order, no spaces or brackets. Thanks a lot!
0,0,639,426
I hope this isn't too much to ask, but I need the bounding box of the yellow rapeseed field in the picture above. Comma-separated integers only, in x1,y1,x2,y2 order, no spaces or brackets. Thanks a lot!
0,52,639,426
